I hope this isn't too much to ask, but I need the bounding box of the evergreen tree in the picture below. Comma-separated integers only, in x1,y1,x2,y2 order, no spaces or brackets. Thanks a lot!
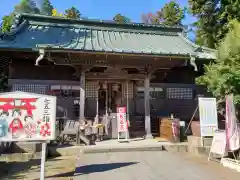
141,1,185,26
196,20,240,112
188,0,219,48
188,0,240,48
64,6,81,19
40,0,54,16
1,0,41,32
113,14,131,24
1,13,14,32
217,0,240,40
157,1,186,26
14,0,40,14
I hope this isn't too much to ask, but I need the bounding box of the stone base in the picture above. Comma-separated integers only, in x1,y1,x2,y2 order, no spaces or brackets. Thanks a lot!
11,142,42,153
187,136,213,147
145,133,153,139
187,136,212,156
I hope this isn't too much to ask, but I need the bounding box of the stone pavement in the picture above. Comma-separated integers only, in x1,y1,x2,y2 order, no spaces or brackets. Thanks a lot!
74,151,240,180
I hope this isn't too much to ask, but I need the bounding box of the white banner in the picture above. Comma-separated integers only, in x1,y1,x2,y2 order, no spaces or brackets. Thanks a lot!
198,97,218,137
225,94,240,151
117,107,128,132
0,91,56,141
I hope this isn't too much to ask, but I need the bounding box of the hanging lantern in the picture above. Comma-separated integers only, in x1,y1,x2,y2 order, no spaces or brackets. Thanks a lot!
96,82,100,90
112,83,120,91
102,83,107,90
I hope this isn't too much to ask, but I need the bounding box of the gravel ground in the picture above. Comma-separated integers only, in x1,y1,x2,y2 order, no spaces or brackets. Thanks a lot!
1,156,77,180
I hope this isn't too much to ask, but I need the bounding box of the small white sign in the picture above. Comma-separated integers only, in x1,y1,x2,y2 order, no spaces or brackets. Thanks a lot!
0,91,56,142
209,130,226,155
117,107,127,132
208,130,226,162
198,97,218,137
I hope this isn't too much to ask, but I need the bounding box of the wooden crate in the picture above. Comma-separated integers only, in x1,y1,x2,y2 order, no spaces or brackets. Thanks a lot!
159,117,180,142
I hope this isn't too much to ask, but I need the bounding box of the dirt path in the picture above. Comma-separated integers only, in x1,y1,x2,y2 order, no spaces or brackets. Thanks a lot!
1,156,77,180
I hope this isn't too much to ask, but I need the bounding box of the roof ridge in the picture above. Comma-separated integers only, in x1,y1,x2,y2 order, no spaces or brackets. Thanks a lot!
1,13,185,39
20,13,184,30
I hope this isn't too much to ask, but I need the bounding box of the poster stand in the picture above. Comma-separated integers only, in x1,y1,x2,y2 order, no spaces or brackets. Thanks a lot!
208,130,226,163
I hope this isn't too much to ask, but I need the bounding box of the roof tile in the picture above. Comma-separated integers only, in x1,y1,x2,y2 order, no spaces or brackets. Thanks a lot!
0,14,216,59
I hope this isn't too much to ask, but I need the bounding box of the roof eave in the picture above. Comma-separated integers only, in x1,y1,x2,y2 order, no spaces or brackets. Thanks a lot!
35,45,214,60
178,33,217,53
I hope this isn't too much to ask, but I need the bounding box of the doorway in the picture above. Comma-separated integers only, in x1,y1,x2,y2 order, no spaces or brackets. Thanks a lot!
98,82,123,116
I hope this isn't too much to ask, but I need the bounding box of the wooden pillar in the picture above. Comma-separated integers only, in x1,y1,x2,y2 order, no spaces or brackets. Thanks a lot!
144,73,152,138
95,81,99,124
79,71,85,120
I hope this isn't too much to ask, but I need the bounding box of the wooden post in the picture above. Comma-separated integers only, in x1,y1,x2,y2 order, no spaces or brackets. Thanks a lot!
79,71,85,121
105,82,109,136
144,73,153,138
95,82,99,124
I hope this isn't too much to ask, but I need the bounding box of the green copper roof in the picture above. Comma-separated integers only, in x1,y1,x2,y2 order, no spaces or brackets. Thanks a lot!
0,14,216,59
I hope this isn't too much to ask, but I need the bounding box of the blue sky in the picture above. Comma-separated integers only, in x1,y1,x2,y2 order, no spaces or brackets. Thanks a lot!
0,0,195,23
0,0,195,38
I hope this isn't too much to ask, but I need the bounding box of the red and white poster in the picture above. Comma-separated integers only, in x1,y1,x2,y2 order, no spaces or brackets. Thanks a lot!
117,107,128,132
0,91,56,142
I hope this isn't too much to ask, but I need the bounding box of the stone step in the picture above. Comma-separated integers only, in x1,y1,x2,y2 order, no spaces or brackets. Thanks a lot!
0,152,41,162
163,144,188,153
48,143,166,157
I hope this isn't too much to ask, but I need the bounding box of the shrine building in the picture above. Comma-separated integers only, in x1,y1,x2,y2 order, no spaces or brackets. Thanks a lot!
0,14,216,139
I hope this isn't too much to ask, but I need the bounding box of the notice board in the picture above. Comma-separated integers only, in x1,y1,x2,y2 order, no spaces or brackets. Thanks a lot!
198,97,218,137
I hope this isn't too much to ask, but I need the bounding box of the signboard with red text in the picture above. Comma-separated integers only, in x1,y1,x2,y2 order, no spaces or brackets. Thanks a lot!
0,91,56,142
117,107,128,132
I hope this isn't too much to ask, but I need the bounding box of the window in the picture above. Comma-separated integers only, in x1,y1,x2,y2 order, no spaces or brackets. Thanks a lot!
50,85,80,97
12,84,48,94
167,88,193,100
136,87,165,99
85,82,97,98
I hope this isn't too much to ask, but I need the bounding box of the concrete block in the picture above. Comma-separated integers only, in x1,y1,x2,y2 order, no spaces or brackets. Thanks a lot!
11,142,41,153
187,136,212,156
0,153,34,162
187,136,202,147
48,145,81,157
187,136,213,147
163,144,188,153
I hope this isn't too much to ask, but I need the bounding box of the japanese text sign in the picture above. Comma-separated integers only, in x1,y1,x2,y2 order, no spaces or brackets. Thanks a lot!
198,97,218,137
117,107,127,132
0,91,56,142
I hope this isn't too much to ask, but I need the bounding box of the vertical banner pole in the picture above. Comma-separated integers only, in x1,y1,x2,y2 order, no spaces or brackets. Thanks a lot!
126,80,129,141
40,142,47,180
117,106,120,142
